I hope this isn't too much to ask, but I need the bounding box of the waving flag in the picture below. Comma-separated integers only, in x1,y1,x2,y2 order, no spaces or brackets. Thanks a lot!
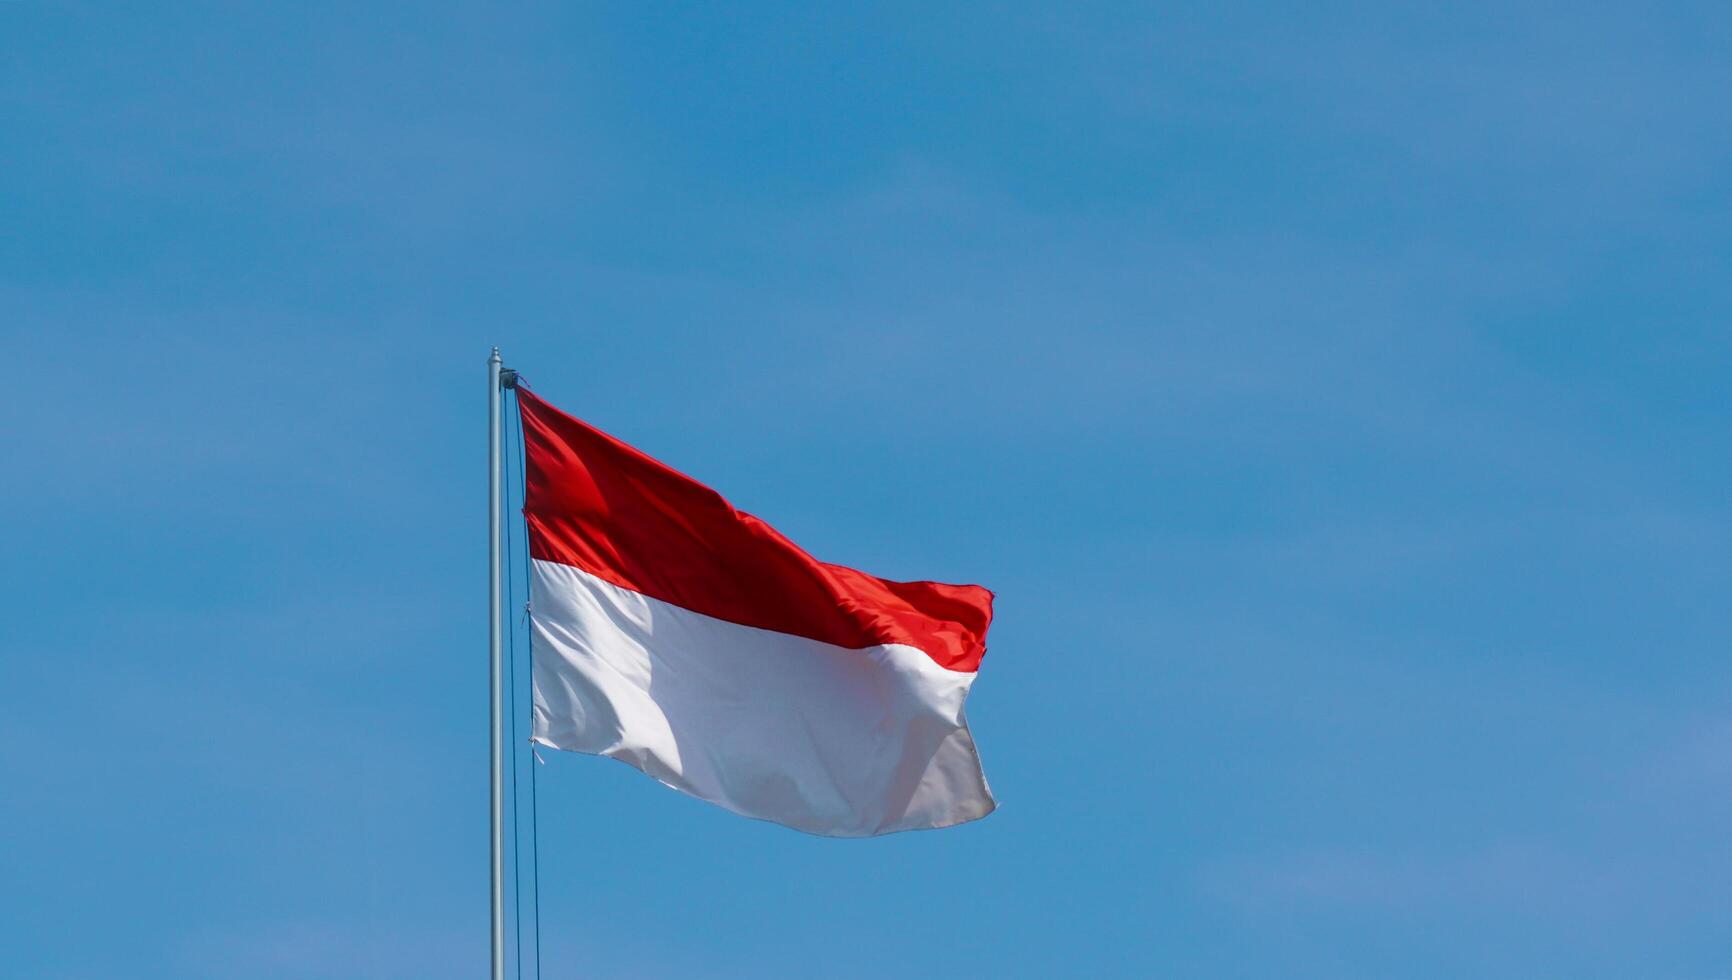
518,388,996,836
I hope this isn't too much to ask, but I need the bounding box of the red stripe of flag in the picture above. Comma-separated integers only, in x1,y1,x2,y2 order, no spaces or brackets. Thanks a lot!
518,388,993,672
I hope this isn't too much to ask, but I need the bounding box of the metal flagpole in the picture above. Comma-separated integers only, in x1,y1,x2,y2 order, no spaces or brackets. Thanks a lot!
488,347,505,980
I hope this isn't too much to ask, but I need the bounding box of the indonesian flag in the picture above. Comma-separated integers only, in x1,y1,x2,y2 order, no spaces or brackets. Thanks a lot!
519,389,996,837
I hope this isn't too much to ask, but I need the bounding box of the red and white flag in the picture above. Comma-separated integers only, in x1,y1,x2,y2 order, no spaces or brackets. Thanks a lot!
519,389,996,836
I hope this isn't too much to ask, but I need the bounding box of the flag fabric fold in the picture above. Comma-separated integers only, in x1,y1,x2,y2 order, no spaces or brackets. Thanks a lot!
518,388,996,836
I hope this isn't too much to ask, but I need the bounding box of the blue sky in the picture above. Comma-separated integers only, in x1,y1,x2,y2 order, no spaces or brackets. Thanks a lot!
4,3,1730,977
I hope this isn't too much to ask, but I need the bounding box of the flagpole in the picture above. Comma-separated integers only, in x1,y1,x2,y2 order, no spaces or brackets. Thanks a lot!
488,347,505,980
